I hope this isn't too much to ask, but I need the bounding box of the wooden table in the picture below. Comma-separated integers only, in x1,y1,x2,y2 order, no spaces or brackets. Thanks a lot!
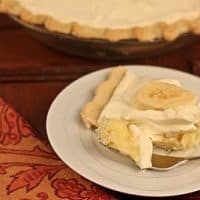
1,13,200,200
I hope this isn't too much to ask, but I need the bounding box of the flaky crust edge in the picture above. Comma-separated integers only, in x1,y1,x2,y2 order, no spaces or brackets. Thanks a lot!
1,0,200,42
80,67,126,128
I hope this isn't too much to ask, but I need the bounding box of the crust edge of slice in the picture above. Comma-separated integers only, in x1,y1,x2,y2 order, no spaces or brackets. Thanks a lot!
80,66,126,128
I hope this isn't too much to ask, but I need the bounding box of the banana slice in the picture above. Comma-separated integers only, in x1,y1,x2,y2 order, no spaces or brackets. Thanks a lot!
136,81,196,110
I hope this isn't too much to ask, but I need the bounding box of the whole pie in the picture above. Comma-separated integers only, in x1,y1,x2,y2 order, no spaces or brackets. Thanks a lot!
1,0,199,42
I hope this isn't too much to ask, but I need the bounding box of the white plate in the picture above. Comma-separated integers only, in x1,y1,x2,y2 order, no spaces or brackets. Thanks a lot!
46,65,200,197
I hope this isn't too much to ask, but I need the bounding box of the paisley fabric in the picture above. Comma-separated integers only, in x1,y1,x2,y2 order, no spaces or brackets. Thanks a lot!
0,98,117,200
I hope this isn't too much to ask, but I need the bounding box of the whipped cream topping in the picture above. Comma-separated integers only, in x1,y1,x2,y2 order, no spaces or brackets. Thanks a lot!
98,71,200,129
17,0,200,28
99,101,200,123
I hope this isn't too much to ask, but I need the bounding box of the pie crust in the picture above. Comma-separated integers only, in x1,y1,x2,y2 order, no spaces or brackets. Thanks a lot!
1,0,200,42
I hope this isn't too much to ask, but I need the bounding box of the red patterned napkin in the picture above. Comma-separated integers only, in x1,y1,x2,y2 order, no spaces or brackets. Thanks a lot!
0,98,118,200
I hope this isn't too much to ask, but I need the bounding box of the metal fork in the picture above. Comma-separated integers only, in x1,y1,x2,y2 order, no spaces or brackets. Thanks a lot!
151,154,200,171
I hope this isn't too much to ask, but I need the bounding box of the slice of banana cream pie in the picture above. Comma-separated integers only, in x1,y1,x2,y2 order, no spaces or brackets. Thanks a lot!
81,67,200,169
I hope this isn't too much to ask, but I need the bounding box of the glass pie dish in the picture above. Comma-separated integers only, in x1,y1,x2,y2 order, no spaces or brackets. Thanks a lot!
11,15,198,60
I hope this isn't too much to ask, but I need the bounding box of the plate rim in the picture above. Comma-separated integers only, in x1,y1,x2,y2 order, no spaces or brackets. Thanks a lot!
46,65,200,197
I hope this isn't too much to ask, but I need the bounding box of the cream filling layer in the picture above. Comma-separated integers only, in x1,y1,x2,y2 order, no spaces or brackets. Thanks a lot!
17,0,200,28
129,125,153,169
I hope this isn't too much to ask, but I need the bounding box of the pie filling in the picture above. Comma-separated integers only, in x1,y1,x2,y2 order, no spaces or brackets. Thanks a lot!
16,0,200,28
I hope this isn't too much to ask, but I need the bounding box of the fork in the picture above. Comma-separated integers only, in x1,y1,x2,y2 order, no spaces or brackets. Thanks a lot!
151,154,200,171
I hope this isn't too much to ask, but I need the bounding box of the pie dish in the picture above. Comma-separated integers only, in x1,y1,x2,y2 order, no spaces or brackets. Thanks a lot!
1,0,200,42
8,15,198,60
81,66,200,169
